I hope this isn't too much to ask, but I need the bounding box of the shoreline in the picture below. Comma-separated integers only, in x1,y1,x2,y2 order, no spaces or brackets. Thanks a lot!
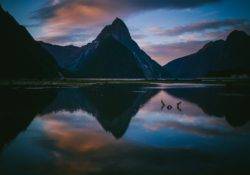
0,78,249,88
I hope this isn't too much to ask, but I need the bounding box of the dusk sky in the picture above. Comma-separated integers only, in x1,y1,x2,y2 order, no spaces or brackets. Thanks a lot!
1,0,250,65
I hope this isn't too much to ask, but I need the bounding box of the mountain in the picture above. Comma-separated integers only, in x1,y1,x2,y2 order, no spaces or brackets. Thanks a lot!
0,6,60,79
41,18,163,79
39,41,83,71
74,35,145,78
163,30,250,78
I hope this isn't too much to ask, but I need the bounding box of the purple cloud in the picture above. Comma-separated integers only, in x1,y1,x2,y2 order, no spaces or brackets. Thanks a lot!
154,19,250,36
144,40,209,65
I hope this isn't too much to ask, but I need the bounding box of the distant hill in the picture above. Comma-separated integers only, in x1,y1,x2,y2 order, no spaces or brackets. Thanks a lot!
0,6,60,79
39,41,83,71
163,30,250,78
41,18,165,79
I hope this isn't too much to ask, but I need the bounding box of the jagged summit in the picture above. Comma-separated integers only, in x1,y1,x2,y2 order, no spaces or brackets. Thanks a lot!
96,17,131,42
41,17,163,79
198,30,248,53
112,17,127,27
226,30,248,42
164,30,250,78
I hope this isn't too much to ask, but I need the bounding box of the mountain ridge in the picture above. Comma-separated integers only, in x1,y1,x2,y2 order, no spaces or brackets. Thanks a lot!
41,17,164,79
0,6,60,79
163,30,250,78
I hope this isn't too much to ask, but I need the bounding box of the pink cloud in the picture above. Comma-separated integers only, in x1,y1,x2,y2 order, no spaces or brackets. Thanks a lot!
32,0,220,44
143,40,208,65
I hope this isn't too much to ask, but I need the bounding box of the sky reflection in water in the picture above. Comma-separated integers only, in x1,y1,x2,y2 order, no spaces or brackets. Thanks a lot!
0,83,250,175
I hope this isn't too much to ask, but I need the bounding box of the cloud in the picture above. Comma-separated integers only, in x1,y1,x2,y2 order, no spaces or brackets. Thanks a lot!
24,23,41,28
31,0,220,45
153,19,250,36
143,19,250,64
143,40,209,65
37,27,94,45
132,34,147,40
32,0,220,21
38,33,92,46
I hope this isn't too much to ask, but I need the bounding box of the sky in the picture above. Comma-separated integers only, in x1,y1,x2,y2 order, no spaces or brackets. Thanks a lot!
1,0,250,65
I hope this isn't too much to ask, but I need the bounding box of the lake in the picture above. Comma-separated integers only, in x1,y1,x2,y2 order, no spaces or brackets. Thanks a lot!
0,83,250,175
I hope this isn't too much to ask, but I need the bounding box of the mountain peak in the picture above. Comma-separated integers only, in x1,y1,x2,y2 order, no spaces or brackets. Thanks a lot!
112,17,126,26
226,30,248,41
95,17,131,43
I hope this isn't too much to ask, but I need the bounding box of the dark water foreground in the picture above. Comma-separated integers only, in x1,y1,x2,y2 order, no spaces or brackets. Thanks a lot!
0,83,250,175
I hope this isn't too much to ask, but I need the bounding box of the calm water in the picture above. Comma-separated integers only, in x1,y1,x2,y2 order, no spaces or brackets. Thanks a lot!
0,83,250,175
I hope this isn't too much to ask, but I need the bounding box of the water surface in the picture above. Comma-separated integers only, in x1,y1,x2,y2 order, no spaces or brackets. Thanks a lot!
0,83,250,175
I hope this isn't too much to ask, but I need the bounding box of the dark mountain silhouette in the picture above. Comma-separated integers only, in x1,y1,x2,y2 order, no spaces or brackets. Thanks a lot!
166,87,250,127
163,30,250,78
0,88,56,151
41,18,164,79
0,6,60,79
43,84,158,138
75,35,145,78
39,41,83,71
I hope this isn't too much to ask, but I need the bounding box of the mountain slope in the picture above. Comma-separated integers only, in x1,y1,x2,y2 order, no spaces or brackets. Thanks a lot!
41,18,164,79
0,6,60,79
163,30,250,78
75,35,145,78
94,18,163,79
39,41,82,70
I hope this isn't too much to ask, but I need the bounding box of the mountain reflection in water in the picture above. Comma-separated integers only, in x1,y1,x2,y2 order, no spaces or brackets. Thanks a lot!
0,83,250,175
